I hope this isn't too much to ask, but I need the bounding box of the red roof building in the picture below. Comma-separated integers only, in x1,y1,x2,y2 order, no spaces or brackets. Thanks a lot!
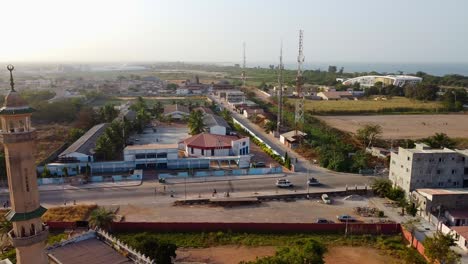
180,133,250,157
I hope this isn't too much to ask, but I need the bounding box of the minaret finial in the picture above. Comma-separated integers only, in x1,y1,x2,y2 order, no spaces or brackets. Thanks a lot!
7,64,15,92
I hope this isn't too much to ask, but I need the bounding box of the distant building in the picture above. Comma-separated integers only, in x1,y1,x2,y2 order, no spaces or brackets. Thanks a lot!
411,188,468,219
180,133,250,157
317,91,354,100
163,104,190,120
58,123,109,162
389,143,468,195
203,114,230,135
280,130,307,149
342,75,422,88
445,210,468,226
243,107,265,119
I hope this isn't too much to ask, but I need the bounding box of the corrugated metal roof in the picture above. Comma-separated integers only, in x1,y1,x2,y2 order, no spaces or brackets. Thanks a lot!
47,237,133,264
203,114,229,128
59,123,109,157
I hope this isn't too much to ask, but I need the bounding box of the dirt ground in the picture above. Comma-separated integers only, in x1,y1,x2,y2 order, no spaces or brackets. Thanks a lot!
317,114,468,139
119,197,384,223
175,246,401,264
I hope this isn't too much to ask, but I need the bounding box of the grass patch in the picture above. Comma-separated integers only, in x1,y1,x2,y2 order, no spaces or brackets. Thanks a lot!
290,96,444,115
42,204,97,222
117,232,426,263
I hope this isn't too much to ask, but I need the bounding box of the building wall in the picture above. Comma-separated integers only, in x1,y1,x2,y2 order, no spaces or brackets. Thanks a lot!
124,147,178,162
185,146,230,157
231,137,250,156
209,125,226,135
390,147,468,194
60,152,92,162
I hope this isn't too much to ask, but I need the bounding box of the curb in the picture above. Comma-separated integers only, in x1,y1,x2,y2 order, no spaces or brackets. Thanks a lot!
0,181,144,194
165,174,286,185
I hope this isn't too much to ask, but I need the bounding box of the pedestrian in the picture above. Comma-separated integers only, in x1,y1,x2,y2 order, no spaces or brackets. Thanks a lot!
154,187,157,196
2,202,6,209
163,186,166,192
73,200,76,205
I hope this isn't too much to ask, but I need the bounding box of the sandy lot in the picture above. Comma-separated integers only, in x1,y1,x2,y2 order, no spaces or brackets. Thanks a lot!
119,197,384,223
317,114,468,139
175,246,401,264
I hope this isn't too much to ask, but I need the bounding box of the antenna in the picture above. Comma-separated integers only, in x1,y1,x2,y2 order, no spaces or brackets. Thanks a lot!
7,64,15,91
277,41,283,135
295,30,305,134
241,42,246,87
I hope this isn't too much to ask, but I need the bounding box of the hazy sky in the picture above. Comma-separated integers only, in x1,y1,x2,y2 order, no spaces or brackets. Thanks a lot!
1,0,468,64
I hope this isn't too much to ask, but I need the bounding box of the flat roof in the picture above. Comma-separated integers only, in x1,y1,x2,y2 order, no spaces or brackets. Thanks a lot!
405,148,456,154
416,188,468,197
124,143,178,151
47,237,133,264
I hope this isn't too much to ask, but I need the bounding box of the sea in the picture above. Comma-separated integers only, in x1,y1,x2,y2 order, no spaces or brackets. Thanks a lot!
221,62,468,77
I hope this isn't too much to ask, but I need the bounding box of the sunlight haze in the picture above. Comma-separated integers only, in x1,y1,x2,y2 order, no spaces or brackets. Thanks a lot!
1,0,468,63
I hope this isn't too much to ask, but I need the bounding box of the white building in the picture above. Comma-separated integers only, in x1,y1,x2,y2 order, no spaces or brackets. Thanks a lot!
124,144,179,169
180,133,250,157
203,114,229,135
176,88,189,95
280,130,307,149
342,75,422,88
58,123,109,162
389,143,468,195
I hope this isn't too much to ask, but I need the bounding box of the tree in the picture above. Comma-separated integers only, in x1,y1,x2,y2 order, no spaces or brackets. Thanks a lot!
264,120,276,134
188,110,204,135
124,233,177,264
424,133,456,149
41,165,51,178
89,207,116,231
99,103,118,123
0,218,12,253
241,239,327,264
402,219,420,247
166,83,178,90
423,232,460,264
68,128,85,143
356,124,382,148
371,178,392,197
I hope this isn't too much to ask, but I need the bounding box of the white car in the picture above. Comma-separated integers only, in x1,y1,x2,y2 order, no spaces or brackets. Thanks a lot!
276,179,293,188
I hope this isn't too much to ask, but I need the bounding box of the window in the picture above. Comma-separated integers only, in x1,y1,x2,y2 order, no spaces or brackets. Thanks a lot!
437,169,441,174
191,147,194,154
462,157,466,162
406,168,409,172
452,169,456,175
24,169,29,192
242,141,246,146
407,157,411,161
438,182,444,187
454,181,458,186
146,153,157,159
465,167,468,175
211,149,214,156
156,153,167,158
439,158,442,162
135,154,146,159
201,149,205,155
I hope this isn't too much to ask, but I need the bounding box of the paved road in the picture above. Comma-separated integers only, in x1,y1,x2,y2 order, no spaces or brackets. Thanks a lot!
209,94,351,174
0,173,373,207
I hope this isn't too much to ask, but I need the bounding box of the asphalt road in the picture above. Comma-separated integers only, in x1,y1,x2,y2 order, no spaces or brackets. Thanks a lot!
0,172,373,207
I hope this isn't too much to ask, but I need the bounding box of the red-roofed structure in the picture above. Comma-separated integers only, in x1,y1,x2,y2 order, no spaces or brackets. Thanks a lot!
180,133,250,157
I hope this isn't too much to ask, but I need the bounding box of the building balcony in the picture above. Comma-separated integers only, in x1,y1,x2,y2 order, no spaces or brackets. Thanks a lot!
0,129,37,144
8,224,49,247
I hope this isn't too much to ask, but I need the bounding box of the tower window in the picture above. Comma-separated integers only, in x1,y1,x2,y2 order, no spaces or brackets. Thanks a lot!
24,169,30,192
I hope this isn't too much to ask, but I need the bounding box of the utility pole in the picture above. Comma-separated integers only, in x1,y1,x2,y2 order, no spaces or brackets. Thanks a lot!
295,30,305,135
276,41,284,135
241,42,246,87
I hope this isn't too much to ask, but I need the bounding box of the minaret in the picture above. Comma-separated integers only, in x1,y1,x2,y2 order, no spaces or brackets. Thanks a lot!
0,65,48,264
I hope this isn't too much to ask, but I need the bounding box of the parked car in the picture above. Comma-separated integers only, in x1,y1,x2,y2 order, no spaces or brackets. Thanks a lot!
252,161,266,168
276,179,293,188
337,215,356,222
321,194,331,204
307,177,320,186
315,218,332,224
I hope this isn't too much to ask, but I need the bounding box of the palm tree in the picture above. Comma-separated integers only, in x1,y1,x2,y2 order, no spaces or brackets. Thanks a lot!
264,121,276,134
424,133,456,149
188,110,204,135
88,207,116,231
370,178,392,197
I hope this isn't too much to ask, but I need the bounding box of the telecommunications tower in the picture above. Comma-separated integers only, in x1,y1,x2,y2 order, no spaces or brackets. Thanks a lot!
241,42,246,87
276,41,284,135
295,30,305,131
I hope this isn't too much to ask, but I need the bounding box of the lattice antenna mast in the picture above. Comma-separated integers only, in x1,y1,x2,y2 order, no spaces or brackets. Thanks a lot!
295,30,305,134
241,42,246,87
296,30,304,96
277,41,284,135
